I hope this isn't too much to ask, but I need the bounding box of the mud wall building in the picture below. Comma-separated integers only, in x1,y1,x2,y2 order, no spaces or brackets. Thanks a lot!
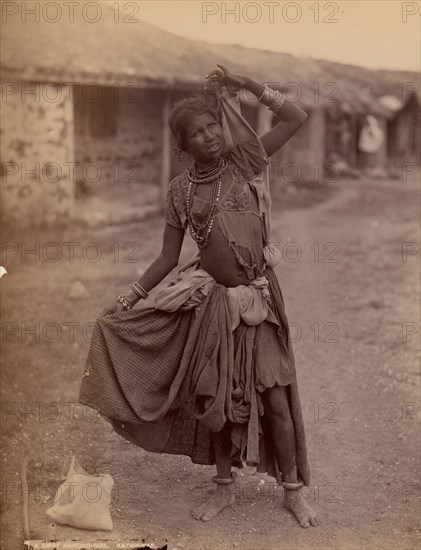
1,82,74,227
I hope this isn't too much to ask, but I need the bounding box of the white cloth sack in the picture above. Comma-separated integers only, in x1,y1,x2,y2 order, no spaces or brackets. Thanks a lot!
46,457,114,531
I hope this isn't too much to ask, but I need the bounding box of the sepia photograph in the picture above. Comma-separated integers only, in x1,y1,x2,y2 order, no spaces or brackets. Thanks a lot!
1,1,420,549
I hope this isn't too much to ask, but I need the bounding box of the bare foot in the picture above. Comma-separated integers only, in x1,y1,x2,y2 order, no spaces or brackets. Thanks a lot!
283,488,320,528
192,484,235,521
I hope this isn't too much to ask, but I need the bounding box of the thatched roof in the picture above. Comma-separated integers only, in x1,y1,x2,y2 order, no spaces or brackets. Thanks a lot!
1,2,419,113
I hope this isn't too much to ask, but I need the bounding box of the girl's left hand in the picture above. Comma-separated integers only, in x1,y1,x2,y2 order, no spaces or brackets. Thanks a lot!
205,64,249,92
99,300,125,318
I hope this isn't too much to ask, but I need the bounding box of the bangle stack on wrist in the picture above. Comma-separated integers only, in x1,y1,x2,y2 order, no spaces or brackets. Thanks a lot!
130,282,148,300
258,84,286,116
117,294,133,310
117,283,148,311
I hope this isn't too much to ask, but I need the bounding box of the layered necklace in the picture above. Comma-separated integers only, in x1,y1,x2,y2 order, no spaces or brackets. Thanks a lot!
186,158,228,248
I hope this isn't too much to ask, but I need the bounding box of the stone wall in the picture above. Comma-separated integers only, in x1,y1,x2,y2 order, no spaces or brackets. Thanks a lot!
1,81,74,227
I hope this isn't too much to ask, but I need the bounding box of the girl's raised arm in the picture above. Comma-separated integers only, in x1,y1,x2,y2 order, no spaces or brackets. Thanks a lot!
206,65,308,158
255,88,308,157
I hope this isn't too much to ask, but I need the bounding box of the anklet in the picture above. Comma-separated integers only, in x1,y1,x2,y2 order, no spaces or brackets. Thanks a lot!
282,480,304,491
212,472,237,485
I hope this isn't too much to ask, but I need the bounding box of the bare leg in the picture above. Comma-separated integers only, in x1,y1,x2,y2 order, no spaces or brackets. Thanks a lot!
191,423,236,521
262,386,320,528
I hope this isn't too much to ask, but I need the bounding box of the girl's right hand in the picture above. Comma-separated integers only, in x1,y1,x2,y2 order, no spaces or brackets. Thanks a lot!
99,301,125,318
205,64,249,92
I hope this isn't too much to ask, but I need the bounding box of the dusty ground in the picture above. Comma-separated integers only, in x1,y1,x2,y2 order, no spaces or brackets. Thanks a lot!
1,175,420,550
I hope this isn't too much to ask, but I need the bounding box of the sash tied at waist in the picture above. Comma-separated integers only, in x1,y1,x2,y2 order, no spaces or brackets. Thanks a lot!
154,267,277,331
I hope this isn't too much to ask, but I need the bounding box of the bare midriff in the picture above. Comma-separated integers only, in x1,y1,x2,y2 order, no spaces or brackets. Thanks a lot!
199,215,263,286
192,170,265,287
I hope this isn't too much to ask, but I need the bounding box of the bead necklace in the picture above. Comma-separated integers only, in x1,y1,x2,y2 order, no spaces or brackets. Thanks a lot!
188,158,227,184
186,174,222,248
194,158,220,175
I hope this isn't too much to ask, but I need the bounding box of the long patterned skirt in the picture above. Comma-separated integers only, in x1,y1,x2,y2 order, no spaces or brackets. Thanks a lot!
78,267,310,485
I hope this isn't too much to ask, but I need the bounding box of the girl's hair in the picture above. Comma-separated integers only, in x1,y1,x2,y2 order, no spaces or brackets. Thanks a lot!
169,93,221,152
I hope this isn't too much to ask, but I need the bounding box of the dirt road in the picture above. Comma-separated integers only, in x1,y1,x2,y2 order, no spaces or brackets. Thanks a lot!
1,176,419,549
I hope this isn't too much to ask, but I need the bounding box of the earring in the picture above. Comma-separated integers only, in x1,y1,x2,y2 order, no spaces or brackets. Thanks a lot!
173,145,184,162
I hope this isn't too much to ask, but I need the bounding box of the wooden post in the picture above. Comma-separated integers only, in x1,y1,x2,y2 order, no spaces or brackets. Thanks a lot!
161,90,172,208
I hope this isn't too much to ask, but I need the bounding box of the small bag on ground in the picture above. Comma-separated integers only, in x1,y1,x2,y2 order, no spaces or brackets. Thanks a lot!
46,456,114,531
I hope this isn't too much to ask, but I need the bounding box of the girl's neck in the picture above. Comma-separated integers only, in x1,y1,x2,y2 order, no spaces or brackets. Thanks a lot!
194,154,224,170
195,159,219,170
195,159,216,169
